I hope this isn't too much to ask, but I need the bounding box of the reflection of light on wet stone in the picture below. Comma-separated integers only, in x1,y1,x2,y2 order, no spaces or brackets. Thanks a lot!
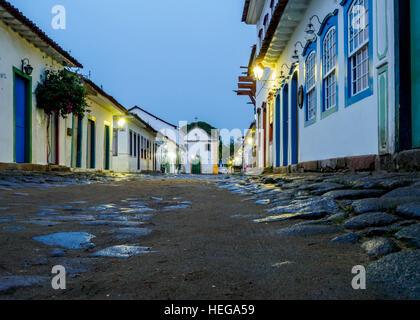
255,199,270,205
163,205,191,211
33,232,96,250
119,207,155,214
80,220,144,227
3,226,26,231
180,201,193,205
0,276,47,293
93,245,152,258
110,228,152,240
67,201,88,205
272,261,294,268
151,197,163,201
0,218,14,223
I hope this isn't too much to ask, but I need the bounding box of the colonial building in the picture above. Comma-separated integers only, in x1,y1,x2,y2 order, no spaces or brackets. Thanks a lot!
184,122,219,175
243,122,257,172
0,0,82,168
239,0,420,172
130,106,185,174
112,109,158,173
0,0,172,174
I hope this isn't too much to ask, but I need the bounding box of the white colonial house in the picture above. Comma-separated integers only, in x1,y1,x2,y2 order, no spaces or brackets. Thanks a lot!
184,123,219,175
243,122,256,172
111,110,158,173
0,0,83,168
130,106,185,174
240,0,420,172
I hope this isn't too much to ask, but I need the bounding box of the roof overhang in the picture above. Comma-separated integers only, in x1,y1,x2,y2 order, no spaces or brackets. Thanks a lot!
258,0,310,66
0,0,82,68
242,0,265,24
256,0,310,67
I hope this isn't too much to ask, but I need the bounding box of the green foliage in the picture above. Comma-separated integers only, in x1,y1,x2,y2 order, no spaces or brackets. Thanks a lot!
35,69,88,118
187,121,217,136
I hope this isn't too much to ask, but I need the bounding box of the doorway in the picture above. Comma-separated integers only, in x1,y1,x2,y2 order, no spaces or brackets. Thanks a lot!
104,125,110,170
72,116,83,168
192,155,201,174
14,71,31,163
282,84,289,166
275,94,281,167
47,113,59,165
87,119,96,169
291,72,299,164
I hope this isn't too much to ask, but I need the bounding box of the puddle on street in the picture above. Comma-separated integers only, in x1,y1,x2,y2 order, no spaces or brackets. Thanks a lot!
33,232,96,250
92,245,152,258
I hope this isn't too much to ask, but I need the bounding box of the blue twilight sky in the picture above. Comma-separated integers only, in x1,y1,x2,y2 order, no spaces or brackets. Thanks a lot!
9,0,256,131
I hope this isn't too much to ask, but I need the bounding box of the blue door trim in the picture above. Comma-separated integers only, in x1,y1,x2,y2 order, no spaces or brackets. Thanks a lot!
282,84,289,167
13,67,32,163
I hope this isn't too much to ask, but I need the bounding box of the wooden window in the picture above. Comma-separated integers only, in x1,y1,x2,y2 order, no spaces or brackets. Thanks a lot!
323,27,337,110
348,0,369,96
305,51,317,122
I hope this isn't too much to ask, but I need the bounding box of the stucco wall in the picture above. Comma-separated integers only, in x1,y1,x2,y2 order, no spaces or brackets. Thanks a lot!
112,119,156,173
253,0,395,167
0,20,67,165
185,127,218,174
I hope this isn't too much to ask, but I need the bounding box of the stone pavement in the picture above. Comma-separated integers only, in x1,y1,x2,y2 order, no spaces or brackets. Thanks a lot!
215,172,420,299
0,170,419,299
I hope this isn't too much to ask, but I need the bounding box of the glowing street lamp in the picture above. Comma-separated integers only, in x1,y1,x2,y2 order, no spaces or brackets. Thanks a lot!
117,117,126,129
253,63,265,81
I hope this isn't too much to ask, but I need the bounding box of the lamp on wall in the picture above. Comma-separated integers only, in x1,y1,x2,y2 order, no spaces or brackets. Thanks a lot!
292,41,305,61
305,15,321,42
21,58,33,76
253,63,265,81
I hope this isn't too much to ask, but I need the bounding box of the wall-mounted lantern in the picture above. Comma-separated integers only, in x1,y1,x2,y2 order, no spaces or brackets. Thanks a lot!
305,15,321,42
292,41,305,61
253,63,265,81
21,58,33,76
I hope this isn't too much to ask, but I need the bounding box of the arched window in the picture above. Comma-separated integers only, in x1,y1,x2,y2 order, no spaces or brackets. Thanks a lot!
322,27,337,111
305,51,317,122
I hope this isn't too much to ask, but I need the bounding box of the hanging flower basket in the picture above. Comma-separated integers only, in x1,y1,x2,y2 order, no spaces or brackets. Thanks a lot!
35,69,88,118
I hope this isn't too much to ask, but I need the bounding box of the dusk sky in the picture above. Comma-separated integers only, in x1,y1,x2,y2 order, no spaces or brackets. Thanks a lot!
9,0,256,131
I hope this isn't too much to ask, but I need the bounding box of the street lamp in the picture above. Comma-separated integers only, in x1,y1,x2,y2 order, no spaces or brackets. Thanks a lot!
253,63,264,81
117,118,126,129
305,15,321,42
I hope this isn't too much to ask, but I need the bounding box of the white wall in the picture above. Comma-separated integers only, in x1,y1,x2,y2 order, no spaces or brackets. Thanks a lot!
112,119,157,173
0,20,68,165
254,0,395,167
185,127,218,174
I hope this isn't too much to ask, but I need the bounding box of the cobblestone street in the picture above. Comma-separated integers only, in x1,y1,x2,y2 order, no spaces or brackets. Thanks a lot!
0,171,418,299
